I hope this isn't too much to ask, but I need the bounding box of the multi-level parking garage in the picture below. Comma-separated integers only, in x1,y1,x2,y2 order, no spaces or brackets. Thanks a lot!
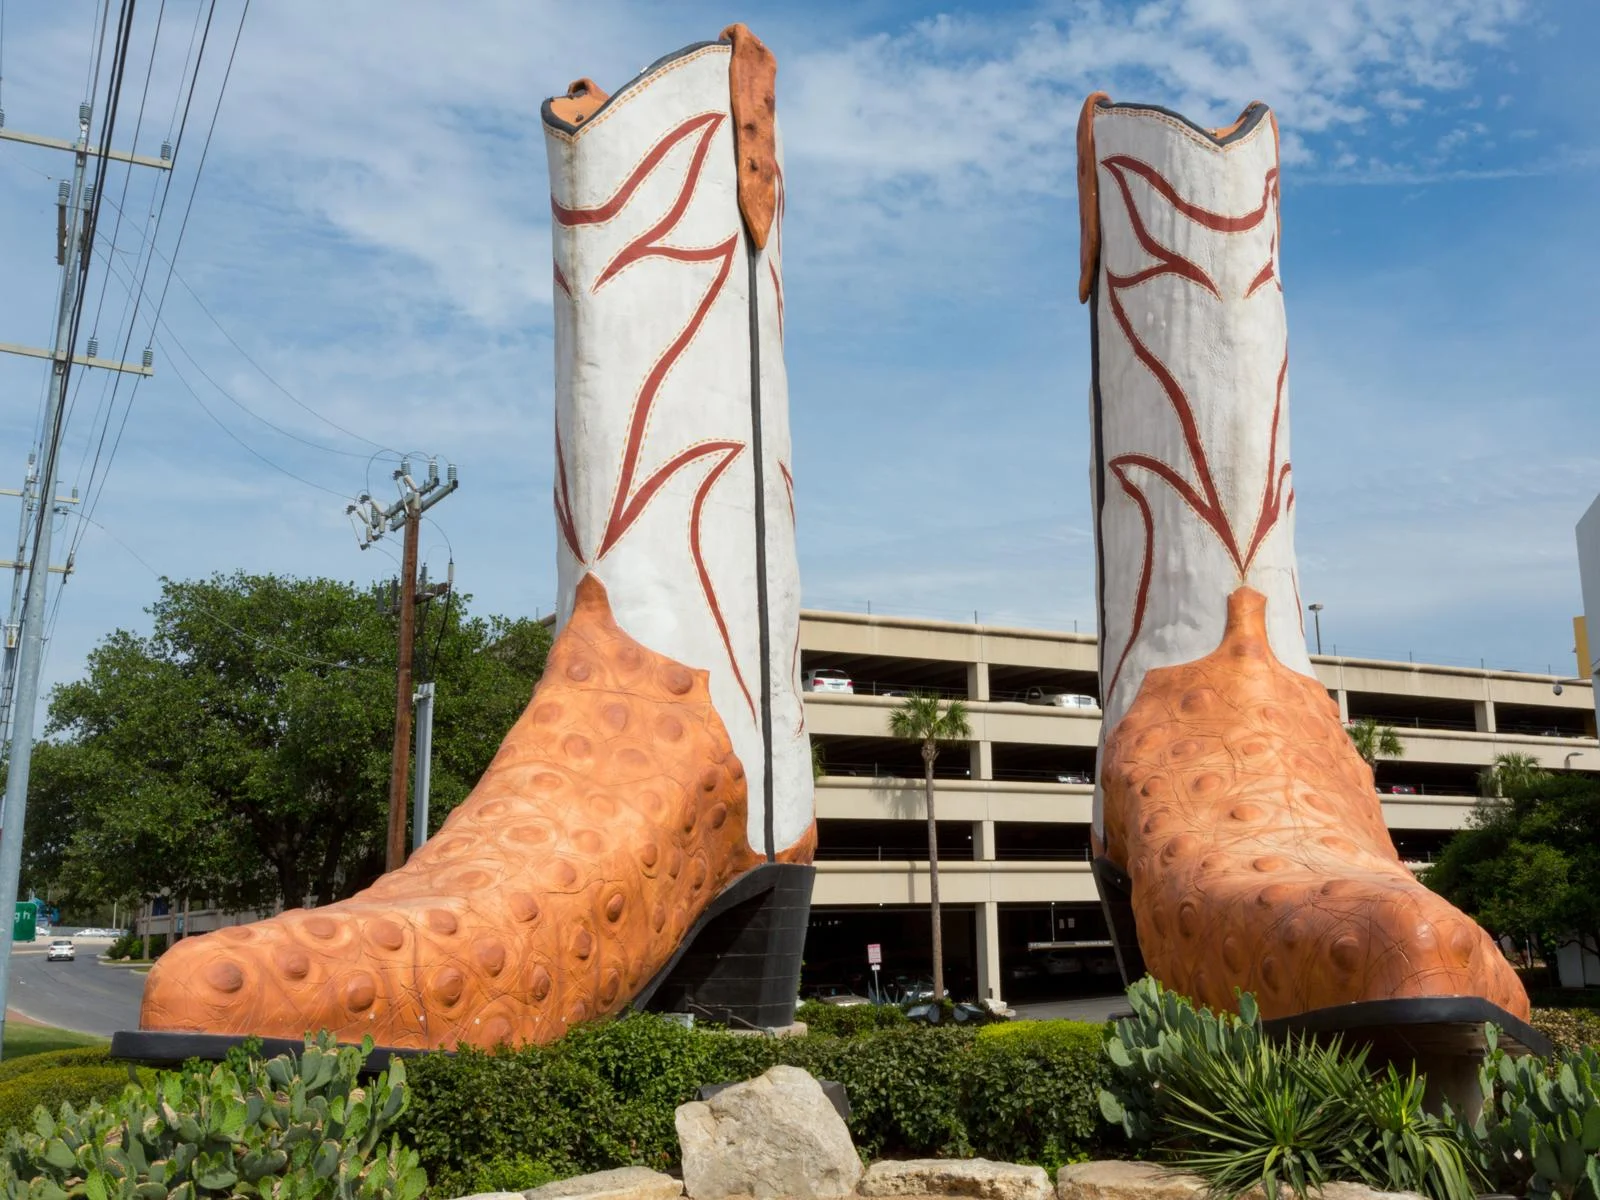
798,608,1600,1006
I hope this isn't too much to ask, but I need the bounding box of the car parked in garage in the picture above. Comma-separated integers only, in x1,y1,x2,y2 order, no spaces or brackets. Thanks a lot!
802,668,853,694
1023,688,1098,709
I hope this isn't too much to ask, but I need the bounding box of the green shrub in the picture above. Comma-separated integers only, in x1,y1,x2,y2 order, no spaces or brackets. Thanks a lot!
1533,1008,1600,1054
0,1066,146,1137
449,1153,560,1196
961,1021,1107,1168
0,1032,425,1200
1102,978,1481,1200
795,1000,908,1037
103,932,167,961
403,1010,1111,1187
775,1024,973,1158
0,1048,111,1086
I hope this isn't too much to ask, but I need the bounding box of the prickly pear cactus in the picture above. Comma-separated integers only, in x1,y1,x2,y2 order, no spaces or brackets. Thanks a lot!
0,1033,426,1200
1468,1027,1600,1200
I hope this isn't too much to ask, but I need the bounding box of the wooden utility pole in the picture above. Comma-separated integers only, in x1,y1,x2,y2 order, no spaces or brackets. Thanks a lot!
347,459,459,872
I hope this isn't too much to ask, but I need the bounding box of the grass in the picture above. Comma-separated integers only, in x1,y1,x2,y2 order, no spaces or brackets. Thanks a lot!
2,1021,107,1061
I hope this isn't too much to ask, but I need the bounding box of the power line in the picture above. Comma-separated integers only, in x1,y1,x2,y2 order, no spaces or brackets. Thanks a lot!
164,0,205,145
46,0,227,662
91,242,377,458
64,0,166,499
157,336,354,498
54,509,387,678
82,0,165,350
71,0,231,555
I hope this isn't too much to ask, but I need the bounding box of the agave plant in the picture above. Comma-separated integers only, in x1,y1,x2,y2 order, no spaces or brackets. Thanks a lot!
1339,1065,1484,1200
1100,978,1485,1200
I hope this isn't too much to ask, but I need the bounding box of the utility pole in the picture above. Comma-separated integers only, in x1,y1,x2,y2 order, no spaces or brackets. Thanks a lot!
412,681,435,852
0,100,170,1056
348,459,458,871
0,461,79,745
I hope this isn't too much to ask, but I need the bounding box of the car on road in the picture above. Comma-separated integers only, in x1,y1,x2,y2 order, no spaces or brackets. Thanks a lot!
1023,688,1098,709
802,668,853,694
818,992,872,1007
45,939,75,962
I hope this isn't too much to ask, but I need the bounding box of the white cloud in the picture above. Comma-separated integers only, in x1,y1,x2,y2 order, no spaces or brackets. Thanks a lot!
0,0,1589,702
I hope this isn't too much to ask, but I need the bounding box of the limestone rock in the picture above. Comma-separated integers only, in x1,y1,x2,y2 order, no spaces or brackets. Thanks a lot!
675,1065,861,1200
860,1157,1050,1200
523,1167,684,1200
1318,1186,1424,1200
1055,1162,1204,1200
1054,1163,1423,1200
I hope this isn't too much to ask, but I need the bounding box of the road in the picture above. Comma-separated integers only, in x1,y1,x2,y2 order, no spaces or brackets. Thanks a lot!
1,931,1122,1038
8,937,146,1037
1010,994,1129,1023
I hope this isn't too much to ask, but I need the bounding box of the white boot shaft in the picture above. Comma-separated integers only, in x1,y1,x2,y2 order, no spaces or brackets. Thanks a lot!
542,34,809,859
1082,98,1311,828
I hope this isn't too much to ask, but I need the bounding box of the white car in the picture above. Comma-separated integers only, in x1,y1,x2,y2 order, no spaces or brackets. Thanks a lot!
802,668,853,694
1024,688,1098,709
45,939,75,962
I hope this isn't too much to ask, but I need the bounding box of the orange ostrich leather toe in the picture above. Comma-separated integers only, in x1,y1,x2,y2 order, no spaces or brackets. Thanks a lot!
1102,587,1529,1021
138,574,767,1050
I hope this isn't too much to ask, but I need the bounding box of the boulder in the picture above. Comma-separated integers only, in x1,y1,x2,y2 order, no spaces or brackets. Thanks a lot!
675,1065,861,1200
1318,1186,1424,1200
860,1158,1051,1200
1055,1162,1205,1200
1054,1163,1423,1200
523,1167,683,1200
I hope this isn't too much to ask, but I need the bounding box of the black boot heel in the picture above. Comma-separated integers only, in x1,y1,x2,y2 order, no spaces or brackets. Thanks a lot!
1094,855,1147,987
634,862,814,1030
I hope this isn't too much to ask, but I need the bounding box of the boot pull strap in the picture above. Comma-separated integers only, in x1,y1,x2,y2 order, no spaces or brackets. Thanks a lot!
721,24,778,250
1077,92,1111,304
548,78,611,127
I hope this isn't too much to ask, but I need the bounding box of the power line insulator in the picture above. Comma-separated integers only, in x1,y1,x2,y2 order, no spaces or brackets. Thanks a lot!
141,347,153,369
86,336,99,359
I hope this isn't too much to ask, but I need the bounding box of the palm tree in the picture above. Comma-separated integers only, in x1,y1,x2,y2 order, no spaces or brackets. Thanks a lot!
1347,718,1403,769
888,692,971,1003
1479,752,1547,799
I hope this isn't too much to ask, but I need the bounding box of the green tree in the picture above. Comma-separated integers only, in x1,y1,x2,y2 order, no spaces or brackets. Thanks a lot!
1427,771,1600,981
1478,752,1548,799
1346,718,1403,769
30,572,549,915
887,691,971,1002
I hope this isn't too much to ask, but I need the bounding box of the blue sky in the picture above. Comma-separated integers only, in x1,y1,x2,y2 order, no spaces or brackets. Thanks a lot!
0,0,1596,706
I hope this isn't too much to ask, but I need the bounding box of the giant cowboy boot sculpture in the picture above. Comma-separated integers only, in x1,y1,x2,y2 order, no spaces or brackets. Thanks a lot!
1077,94,1539,1045
128,25,813,1053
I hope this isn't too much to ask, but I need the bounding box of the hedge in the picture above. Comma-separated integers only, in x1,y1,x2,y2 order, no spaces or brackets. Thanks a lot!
0,1064,150,1134
0,1046,111,1085
1529,1007,1600,1053
399,1012,1110,1196
793,1000,908,1037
